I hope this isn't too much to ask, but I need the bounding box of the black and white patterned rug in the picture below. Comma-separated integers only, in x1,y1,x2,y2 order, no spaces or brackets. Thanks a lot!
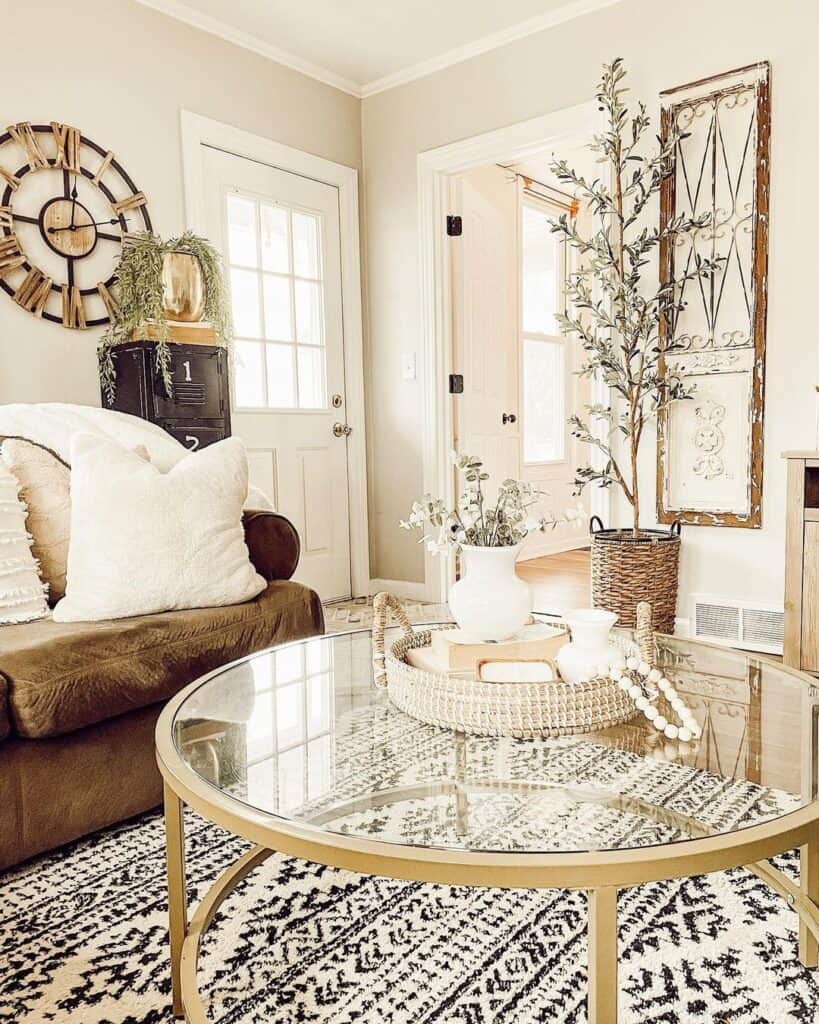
1,808,817,1023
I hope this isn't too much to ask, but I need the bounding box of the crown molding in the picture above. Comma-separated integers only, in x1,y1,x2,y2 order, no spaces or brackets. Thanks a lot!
360,0,627,96
132,0,363,97
133,0,627,100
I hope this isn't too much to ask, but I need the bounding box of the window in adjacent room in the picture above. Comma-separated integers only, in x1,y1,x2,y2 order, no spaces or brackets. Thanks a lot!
519,197,568,464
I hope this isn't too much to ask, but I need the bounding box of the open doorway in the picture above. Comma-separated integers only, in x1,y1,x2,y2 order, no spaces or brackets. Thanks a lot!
418,101,608,607
444,136,602,611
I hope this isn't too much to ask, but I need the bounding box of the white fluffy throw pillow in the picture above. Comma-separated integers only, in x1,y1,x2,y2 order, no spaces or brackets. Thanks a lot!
53,434,266,623
0,461,49,624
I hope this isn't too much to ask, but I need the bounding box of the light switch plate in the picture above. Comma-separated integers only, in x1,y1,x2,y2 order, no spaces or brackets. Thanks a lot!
401,352,416,380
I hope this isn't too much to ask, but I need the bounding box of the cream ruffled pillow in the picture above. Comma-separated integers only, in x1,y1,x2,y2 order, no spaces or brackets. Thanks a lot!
53,434,265,623
0,460,49,623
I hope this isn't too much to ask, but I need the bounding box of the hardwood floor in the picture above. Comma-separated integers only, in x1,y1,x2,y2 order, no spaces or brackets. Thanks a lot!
517,547,591,617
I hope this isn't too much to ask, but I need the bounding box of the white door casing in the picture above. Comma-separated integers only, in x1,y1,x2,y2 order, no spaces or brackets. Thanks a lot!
181,112,369,601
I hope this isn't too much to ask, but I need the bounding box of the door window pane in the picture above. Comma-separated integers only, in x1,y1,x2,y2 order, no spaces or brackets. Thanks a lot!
234,341,265,407
521,204,559,334
266,344,296,407
261,205,289,273
227,194,257,267
275,644,303,684
523,339,565,463
276,683,304,748
292,212,320,279
297,346,326,409
307,735,331,801
230,268,262,338
263,275,292,341
295,280,322,345
307,673,331,735
305,636,330,673
277,745,305,810
226,191,329,411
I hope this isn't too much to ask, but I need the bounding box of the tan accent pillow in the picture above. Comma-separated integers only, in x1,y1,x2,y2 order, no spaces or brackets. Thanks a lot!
1,439,152,605
1,438,71,603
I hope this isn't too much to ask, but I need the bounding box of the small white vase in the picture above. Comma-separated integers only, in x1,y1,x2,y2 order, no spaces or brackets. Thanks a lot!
448,543,532,642
555,608,625,684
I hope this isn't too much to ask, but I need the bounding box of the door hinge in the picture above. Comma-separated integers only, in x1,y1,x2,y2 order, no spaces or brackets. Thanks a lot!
446,215,462,237
449,373,464,394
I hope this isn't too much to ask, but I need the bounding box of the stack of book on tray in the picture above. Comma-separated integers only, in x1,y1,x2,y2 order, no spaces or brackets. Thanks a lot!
406,623,569,681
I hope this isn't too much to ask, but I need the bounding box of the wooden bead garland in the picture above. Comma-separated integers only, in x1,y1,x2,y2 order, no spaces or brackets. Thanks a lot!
603,656,701,742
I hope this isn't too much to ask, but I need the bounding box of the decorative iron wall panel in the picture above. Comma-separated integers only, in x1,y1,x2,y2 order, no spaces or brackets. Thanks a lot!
657,63,770,528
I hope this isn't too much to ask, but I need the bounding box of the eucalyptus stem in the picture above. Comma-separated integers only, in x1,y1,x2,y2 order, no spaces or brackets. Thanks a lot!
400,453,570,553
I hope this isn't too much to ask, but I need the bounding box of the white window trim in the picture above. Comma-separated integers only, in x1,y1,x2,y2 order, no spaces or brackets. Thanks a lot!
180,110,370,598
519,192,571,469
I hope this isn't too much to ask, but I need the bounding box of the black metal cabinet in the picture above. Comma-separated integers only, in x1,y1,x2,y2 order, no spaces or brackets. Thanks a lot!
102,341,231,451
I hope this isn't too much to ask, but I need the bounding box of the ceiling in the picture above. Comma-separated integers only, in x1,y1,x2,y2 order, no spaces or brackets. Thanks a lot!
135,0,624,95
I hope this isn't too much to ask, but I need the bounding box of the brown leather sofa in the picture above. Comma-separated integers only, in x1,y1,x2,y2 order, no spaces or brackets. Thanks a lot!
0,510,324,870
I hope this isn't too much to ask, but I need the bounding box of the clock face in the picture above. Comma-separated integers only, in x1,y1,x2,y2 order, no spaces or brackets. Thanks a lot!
0,122,152,329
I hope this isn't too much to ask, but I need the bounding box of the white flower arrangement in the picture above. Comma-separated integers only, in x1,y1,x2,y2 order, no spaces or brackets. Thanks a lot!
400,452,584,555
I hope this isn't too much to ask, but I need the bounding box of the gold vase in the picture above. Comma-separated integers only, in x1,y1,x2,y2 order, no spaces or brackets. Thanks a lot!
161,251,205,322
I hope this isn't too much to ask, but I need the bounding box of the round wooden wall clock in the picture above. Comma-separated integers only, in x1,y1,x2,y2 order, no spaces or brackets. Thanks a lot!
0,122,152,329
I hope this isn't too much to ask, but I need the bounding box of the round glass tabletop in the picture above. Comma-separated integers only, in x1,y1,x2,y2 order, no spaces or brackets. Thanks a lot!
169,625,819,857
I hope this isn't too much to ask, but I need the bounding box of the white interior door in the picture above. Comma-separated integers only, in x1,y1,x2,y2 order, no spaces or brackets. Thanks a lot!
451,166,519,504
203,146,352,601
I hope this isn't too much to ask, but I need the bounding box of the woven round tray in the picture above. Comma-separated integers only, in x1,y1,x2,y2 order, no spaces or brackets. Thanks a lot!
372,594,651,739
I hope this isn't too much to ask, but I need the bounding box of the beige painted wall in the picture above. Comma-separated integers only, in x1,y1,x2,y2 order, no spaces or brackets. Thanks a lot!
362,0,818,617
0,0,361,407
3,0,815,614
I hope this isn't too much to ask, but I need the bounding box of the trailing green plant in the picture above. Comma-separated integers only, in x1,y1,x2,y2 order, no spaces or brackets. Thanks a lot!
98,231,232,405
549,58,722,536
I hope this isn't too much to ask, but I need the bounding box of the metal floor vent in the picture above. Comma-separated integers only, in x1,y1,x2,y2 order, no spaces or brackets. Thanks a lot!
691,595,784,655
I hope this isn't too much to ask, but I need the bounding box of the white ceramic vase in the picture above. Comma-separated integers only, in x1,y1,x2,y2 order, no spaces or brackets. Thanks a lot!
555,608,625,684
448,543,532,642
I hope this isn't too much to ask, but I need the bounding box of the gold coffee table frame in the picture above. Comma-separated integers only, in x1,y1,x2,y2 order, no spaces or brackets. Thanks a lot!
156,635,819,1024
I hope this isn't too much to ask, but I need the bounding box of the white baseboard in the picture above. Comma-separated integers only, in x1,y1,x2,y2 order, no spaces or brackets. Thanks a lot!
368,578,430,602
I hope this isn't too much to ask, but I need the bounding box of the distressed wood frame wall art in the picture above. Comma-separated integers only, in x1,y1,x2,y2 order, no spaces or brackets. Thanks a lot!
657,62,770,528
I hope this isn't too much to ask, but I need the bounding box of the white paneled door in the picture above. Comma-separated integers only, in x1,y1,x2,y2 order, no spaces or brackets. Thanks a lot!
203,146,352,601
451,166,519,503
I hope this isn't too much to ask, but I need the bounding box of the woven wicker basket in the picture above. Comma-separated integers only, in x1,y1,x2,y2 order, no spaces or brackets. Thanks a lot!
590,517,681,634
372,593,655,740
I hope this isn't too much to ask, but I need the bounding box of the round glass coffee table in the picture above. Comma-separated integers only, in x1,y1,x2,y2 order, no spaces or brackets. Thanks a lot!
156,625,819,1023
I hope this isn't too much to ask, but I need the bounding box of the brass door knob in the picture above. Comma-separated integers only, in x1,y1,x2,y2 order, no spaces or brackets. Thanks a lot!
333,422,353,437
